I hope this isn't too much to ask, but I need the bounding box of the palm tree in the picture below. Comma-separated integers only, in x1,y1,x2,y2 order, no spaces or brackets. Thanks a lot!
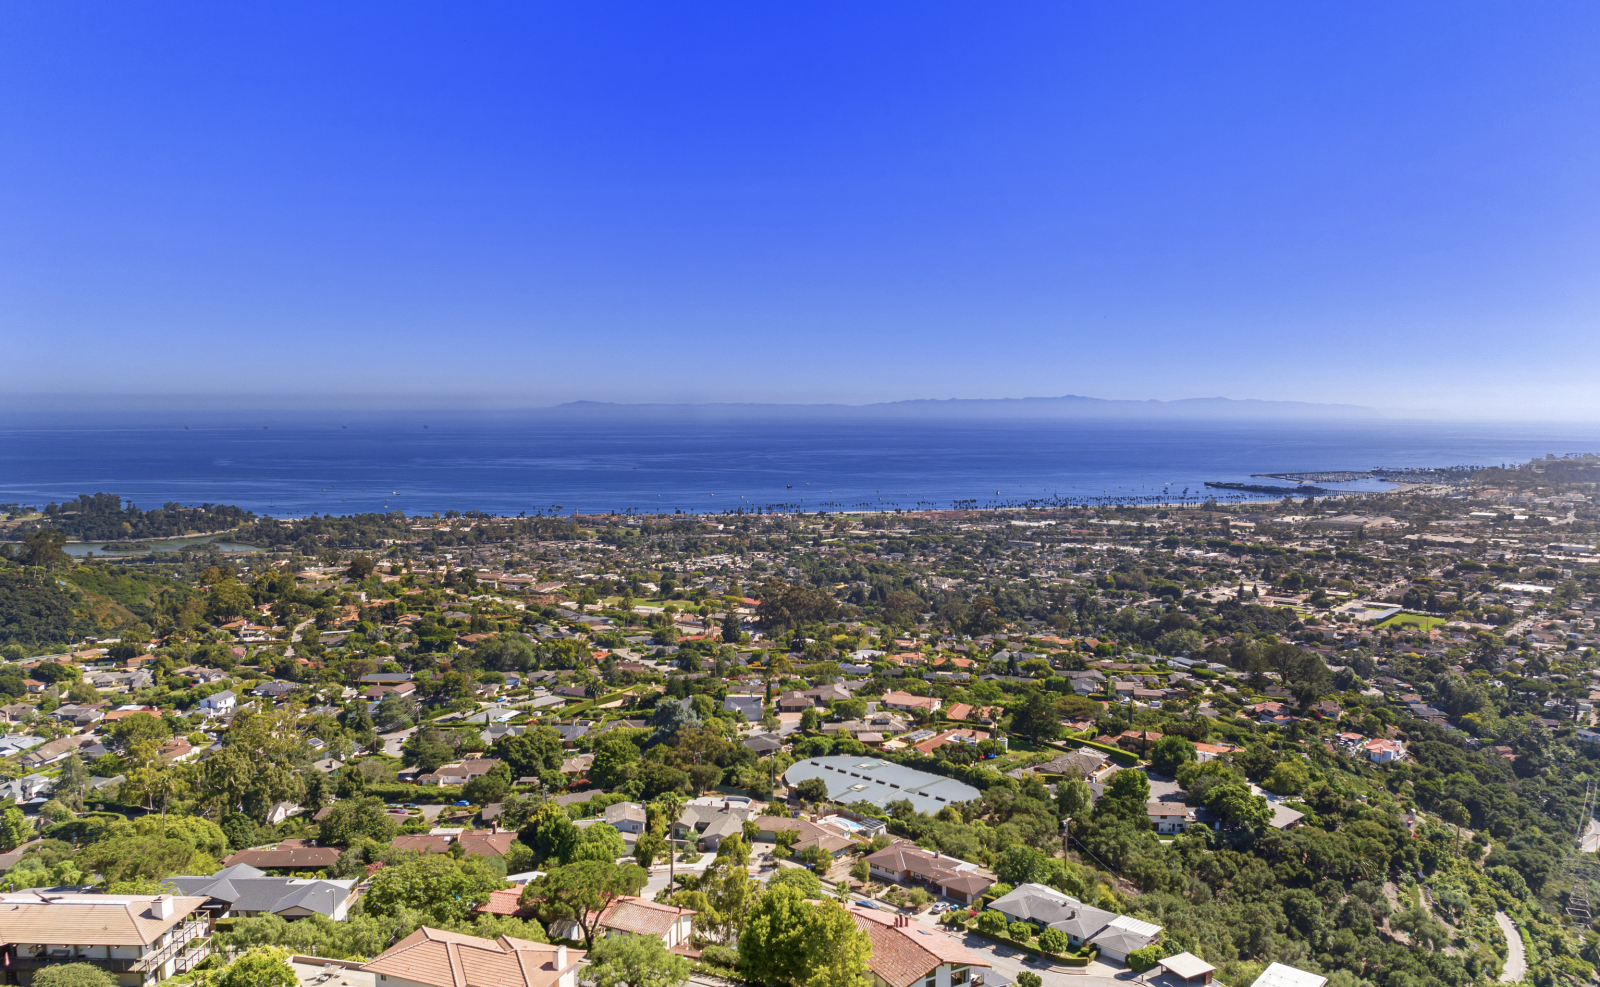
654,792,688,888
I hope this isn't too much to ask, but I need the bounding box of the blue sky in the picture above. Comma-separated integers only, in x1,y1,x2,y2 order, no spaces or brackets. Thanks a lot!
3,3,1599,417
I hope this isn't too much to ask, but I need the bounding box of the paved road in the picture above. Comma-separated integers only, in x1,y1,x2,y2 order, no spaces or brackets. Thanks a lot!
1580,819,1600,854
378,726,416,757
1496,911,1526,983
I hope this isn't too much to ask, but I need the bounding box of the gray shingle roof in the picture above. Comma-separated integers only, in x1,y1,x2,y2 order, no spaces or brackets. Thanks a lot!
165,865,356,918
989,884,1082,925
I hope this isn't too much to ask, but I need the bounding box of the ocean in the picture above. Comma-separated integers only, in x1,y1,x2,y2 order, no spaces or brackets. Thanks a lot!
0,410,1595,519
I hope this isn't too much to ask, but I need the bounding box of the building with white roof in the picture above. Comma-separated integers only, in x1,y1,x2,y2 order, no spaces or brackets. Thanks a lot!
784,756,979,814
1251,962,1329,987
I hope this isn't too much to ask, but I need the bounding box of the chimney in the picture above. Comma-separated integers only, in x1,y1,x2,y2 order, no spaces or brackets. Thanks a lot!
152,896,176,920
555,945,567,968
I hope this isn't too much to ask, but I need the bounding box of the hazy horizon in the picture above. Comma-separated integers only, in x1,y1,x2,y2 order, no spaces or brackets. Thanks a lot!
0,390,1596,426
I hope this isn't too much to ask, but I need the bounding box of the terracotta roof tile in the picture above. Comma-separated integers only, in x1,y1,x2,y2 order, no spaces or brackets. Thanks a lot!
362,926,581,987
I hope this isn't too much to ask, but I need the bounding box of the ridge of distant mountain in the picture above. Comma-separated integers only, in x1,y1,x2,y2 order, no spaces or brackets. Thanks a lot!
551,394,1380,419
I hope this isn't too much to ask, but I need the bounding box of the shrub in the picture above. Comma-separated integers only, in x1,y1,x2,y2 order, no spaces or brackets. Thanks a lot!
1128,944,1165,972
976,910,1009,936
1008,921,1035,942
700,945,738,970
32,965,117,987
1039,928,1071,954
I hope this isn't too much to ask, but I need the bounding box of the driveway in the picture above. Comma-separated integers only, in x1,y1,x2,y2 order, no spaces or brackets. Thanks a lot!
378,727,416,757
1496,912,1526,983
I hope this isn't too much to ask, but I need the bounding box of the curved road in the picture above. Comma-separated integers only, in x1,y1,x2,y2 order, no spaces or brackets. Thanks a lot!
1496,911,1526,983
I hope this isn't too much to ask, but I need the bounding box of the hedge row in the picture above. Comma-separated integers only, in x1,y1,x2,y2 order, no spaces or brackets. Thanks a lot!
956,922,1097,966
362,782,465,804
1055,737,1140,767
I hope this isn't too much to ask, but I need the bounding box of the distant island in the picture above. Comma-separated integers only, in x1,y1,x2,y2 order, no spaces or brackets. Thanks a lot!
551,393,1380,420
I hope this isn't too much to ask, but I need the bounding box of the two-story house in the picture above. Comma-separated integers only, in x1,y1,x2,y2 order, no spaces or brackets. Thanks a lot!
0,893,212,986
197,690,237,714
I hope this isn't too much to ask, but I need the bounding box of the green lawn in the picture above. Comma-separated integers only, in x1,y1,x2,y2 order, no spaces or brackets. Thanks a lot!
1377,612,1446,631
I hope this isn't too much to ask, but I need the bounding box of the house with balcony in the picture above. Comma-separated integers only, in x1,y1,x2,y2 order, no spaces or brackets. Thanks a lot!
0,892,211,987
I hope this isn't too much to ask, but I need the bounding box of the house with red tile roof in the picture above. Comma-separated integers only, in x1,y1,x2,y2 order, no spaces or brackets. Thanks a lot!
881,690,940,713
864,840,994,904
912,728,991,755
362,926,582,987
847,904,991,987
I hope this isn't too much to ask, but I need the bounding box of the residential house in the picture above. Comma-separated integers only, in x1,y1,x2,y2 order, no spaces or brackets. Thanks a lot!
1363,738,1406,764
418,758,502,786
775,692,817,714
945,703,1000,724
20,735,93,770
50,704,106,728
1251,963,1329,987
740,733,783,757
0,703,34,723
848,905,991,987
264,802,303,826
864,840,994,904
102,705,161,723
1025,749,1109,780
881,691,940,714
671,802,755,851
1146,802,1196,834
1115,730,1163,754
913,729,991,755
986,884,1162,962
391,832,519,858
87,671,153,692
593,897,694,948
222,840,342,871
0,736,44,757
361,926,582,987
174,666,230,685
253,681,297,699
753,816,856,859
0,892,212,986
363,682,419,700
603,802,647,835
722,694,765,721
166,864,359,920
1089,915,1167,964
1192,743,1239,763
825,714,911,740
197,690,237,714
558,754,593,777
0,774,54,802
